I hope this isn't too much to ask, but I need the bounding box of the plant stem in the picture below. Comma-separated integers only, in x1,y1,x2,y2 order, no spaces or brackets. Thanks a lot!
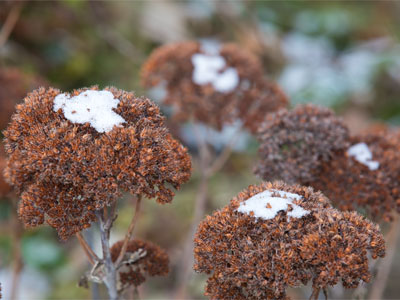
96,209,118,300
76,232,99,265
115,195,141,267
10,201,23,300
0,1,23,49
368,216,400,300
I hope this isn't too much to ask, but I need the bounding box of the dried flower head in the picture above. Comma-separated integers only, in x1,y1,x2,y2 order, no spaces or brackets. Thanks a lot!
255,105,350,184
0,67,47,130
141,41,288,132
194,181,385,300
307,128,400,222
110,239,169,290
0,148,12,199
3,86,191,240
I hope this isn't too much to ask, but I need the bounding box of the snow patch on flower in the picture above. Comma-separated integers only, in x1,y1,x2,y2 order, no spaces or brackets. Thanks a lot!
191,53,239,93
347,142,379,171
53,90,126,133
237,189,309,220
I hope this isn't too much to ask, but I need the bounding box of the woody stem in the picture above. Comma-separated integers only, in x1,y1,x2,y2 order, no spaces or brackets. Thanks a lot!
96,207,118,300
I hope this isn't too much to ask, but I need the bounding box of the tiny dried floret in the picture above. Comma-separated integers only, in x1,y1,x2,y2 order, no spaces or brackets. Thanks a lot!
3,87,191,240
307,128,400,222
194,181,385,300
110,239,169,290
141,41,288,132
255,105,350,183
0,149,12,199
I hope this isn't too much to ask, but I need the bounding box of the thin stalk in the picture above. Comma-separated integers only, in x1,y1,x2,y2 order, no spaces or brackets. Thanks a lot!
115,195,142,267
75,232,99,265
10,201,23,300
368,216,400,300
0,1,23,48
96,209,118,300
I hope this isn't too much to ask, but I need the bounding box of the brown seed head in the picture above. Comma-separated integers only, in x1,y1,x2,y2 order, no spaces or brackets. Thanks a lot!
307,127,400,222
141,41,288,132
255,105,350,183
194,181,385,299
110,239,169,289
3,86,191,240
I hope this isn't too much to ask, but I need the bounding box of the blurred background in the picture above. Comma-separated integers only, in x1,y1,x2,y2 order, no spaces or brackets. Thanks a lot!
0,1,400,299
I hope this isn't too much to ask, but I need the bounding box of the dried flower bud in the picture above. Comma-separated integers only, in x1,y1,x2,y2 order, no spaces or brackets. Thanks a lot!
3,86,191,240
141,41,287,132
194,181,385,300
110,239,169,290
255,105,350,183
0,67,47,130
307,128,400,222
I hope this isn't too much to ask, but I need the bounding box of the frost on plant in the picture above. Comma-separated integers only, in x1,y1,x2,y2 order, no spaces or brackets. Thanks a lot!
141,41,288,132
3,86,191,240
194,181,385,300
255,104,350,183
237,189,309,220
53,90,126,133
347,142,379,171
110,239,169,292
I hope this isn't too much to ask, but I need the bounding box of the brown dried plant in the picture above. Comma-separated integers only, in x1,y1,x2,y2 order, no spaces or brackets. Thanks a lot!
141,41,288,132
194,181,385,300
3,86,191,240
255,105,350,184
307,128,400,222
110,239,169,292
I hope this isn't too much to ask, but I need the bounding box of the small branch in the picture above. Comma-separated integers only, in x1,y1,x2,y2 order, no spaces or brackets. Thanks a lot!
0,2,24,49
206,125,243,177
75,232,100,265
115,195,142,267
368,216,400,300
10,201,23,300
96,210,118,300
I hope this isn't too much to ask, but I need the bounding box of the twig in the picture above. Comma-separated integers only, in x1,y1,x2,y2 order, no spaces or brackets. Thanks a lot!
115,195,142,267
75,232,100,265
96,209,118,300
368,216,400,300
206,125,243,177
0,1,23,49
10,200,23,300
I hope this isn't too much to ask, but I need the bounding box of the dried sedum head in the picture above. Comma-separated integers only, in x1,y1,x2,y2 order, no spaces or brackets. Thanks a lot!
3,86,191,240
307,128,400,222
110,239,169,290
194,181,385,300
141,41,288,132
255,105,350,184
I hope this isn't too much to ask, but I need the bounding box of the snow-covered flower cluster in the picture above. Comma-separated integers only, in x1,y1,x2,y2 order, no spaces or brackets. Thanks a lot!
255,105,400,221
194,181,385,300
3,86,191,240
141,41,287,132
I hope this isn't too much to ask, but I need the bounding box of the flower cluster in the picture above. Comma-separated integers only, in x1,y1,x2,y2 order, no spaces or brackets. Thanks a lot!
255,105,350,183
0,67,46,130
307,128,400,222
141,41,287,132
194,181,385,300
110,239,169,290
3,86,191,240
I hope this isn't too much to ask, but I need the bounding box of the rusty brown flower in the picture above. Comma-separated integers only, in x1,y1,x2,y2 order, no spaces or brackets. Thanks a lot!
255,105,350,184
110,239,169,290
306,128,400,222
141,41,288,132
194,181,385,300
3,86,191,240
